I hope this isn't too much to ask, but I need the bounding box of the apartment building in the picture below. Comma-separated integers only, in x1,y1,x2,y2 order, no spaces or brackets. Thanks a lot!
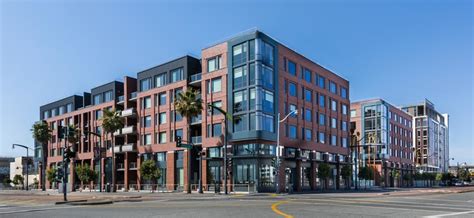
402,99,449,173
36,30,350,192
350,99,414,187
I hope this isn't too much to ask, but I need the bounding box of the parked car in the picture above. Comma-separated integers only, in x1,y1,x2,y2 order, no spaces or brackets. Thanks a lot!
463,181,471,186
454,181,463,186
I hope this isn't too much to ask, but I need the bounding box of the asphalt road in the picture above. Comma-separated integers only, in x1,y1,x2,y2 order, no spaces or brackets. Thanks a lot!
0,191,473,218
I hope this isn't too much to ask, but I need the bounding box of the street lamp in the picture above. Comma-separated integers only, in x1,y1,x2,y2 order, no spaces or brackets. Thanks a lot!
12,144,33,191
275,109,298,194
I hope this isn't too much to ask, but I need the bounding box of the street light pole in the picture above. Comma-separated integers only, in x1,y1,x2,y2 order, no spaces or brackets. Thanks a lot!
276,109,298,194
12,144,33,191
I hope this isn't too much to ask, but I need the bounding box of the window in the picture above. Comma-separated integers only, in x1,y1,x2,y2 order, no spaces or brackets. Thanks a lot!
172,88,182,103
158,92,166,106
233,90,247,113
319,114,326,126
51,108,57,116
170,68,184,83
288,125,297,139
158,132,167,144
261,90,274,113
174,129,183,141
233,42,247,66
304,89,312,102
142,96,151,109
233,114,247,132
318,132,325,144
331,135,337,146
261,114,274,132
209,77,222,93
143,116,151,127
289,104,297,117
249,88,256,110
209,101,222,115
261,65,274,89
341,87,347,99
93,94,101,105
342,137,347,148
212,123,222,137
318,76,325,88
304,108,312,121
143,134,152,145
331,100,337,111
155,73,166,88
171,110,183,122
59,106,65,115
304,68,312,83
43,110,50,119
319,95,325,107
140,78,151,91
66,103,73,113
233,66,247,89
304,128,312,141
342,104,347,115
96,126,102,135
331,118,337,129
350,110,357,117
261,41,274,66
342,121,347,131
104,91,113,102
95,110,103,119
207,56,222,72
329,81,337,94
288,60,296,76
159,112,166,124
288,82,297,97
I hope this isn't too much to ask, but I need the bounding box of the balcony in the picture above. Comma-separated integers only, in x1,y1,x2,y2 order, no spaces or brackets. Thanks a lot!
188,73,202,87
117,95,125,104
191,136,202,145
129,92,137,101
113,129,122,136
121,143,136,152
114,145,121,153
117,163,125,170
191,114,202,125
121,126,136,135
121,108,136,117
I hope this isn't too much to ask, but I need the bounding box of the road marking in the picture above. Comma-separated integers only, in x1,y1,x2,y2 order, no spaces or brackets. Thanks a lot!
424,210,474,217
271,201,293,218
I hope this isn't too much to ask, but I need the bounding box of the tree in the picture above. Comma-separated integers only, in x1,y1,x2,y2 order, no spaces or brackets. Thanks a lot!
31,120,52,191
402,173,412,187
318,163,331,190
358,166,375,189
33,178,39,189
458,167,470,182
441,173,453,185
341,165,352,189
101,108,124,192
174,87,203,194
75,163,97,190
392,170,400,187
3,178,12,187
140,160,161,193
13,174,24,189
46,168,58,189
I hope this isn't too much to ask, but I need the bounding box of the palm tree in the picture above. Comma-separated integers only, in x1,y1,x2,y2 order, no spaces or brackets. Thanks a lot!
174,87,203,194
31,120,52,191
101,108,124,192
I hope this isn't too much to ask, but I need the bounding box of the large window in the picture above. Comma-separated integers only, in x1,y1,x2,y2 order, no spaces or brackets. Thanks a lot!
304,68,312,83
319,95,325,107
209,77,222,93
209,101,222,115
95,110,103,119
261,65,273,89
249,88,256,110
331,135,337,146
142,96,151,109
155,73,166,88
233,66,247,89
261,90,274,113
289,104,297,117
331,118,337,129
319,114,326,126
318,76,325,88
329,81,337,94
331,100,337,111
288,125,297,139
233,90,247,113
170,68,184,83
59,106,65,115
233,114,248,132
342,121,347,131
66,103,73,113
159,112,167,124
143,134,152,145
143,116,151,127
342,104,347,115
104,91,113,102
261,114,274,132
341,87,347,99
261,41,274,66
158,92,166,106
140,78,151,91
93,94,101,105
207,56,222,72
304,128,312,141
288,60,296,76
212,123,222,137
304,108,312,121
318,132,325,144
233,42,247,66
288,82,297,97
304,89,312,102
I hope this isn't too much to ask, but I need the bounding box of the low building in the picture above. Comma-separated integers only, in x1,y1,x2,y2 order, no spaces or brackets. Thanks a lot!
9,157,38,189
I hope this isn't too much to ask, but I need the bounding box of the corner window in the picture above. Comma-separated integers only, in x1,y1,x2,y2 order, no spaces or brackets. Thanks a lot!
261,65,274,89
261,90,274,113
261,41,274,67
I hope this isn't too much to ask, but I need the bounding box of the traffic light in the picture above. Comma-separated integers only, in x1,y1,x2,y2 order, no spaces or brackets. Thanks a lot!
58,126,65,139
271,158,276,167
57,168,64,181
176,136,182,147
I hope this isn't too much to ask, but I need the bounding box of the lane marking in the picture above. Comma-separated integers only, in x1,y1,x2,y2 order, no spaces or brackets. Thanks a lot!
271,201,293,218
424,210,474,218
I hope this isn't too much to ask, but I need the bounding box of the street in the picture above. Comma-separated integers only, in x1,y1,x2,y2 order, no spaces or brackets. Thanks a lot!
0,188,473,217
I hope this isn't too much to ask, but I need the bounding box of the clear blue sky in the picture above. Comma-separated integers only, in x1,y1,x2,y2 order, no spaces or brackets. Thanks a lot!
1,0,472,165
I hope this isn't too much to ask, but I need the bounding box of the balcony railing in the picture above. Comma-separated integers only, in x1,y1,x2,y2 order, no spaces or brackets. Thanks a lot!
117,163,125,170
121,126,136,135
129,92,137,100
114,145,121,153
129,162,137,169
117,95,125,104
189,73,202,83
121,108,136,117
121,143,136,152
191,136,202,144
113,129,122,136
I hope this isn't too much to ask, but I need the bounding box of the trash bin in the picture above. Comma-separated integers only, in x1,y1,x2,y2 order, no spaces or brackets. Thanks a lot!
106,183,111,192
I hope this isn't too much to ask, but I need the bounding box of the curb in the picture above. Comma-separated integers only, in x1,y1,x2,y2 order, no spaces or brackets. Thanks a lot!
69,200,113,206
55,200,87,205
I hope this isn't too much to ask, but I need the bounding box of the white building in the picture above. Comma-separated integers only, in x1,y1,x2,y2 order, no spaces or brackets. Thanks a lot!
9,157,39,189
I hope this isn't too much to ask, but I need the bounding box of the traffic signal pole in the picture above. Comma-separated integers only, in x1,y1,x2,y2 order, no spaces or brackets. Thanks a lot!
63,126,68,202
